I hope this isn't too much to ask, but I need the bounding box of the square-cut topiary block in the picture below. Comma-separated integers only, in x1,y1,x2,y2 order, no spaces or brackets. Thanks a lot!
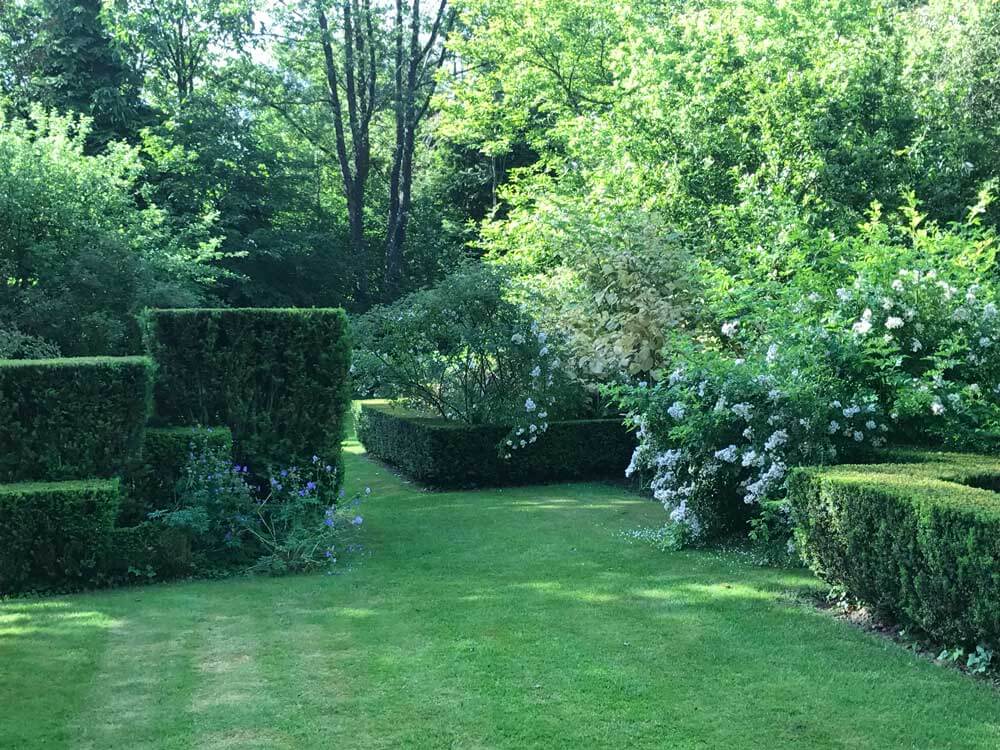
140,308,351,475
357,402,635,488
0,357,153,483
0,478,121,595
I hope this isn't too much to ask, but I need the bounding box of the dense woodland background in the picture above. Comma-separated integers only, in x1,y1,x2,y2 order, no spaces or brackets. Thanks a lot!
1,0,999,362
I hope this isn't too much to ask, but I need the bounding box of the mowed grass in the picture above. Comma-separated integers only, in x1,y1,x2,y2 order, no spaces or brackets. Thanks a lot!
2,437,1000,748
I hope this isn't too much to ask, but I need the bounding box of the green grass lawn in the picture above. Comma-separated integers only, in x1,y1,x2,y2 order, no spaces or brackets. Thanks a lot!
2,436,999,749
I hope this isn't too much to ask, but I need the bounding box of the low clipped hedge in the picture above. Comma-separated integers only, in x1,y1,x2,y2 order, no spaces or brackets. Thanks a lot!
0,479,120,595
357,403,635,488
0,357,153,482
140,308,351,472
121,426,233,525
789,451,1000,646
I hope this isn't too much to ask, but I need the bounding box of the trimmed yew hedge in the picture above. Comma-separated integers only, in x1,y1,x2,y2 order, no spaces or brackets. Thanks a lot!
0,357,152,482
357,403,634,488
789,451,1000,646
0,479,121,595
140,308,351,471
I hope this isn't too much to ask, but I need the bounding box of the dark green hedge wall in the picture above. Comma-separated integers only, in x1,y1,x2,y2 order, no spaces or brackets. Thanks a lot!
789,451,1000,647
121,426,233,525
0,357,153,482
140,308,351,472
357,403,635,488
0,479,120,595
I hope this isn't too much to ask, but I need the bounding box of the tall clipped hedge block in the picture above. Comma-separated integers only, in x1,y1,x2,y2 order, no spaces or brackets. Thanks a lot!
789,451,1000,646
357,402,635,488
0,357,153,482
0,479,120,595
140,308,351,471
122,425,233,525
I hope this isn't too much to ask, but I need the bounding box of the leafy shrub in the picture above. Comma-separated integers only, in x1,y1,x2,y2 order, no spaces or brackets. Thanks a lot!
357,402,634,488
121,425,233,525
0,356,153,482
0,479,120,595
788,451,1000,647
0,109,219,355
140,307,352,471
353,266,587,428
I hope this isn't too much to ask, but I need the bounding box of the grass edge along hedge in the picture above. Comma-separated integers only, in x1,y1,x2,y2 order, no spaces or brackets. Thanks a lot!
0,356,153,482
357,402,635,488
788,450,1000,647
140,308,351,474
0,479,120,595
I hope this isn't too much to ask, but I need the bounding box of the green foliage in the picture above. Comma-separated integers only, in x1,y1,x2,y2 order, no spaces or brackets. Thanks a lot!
0,0,146,148
357,402,634,488
0,110,221,355
0,479,120,595
354,266,586,427
0,356,152,483
789,452,1000,646
121,425,233,525
141,307,352,471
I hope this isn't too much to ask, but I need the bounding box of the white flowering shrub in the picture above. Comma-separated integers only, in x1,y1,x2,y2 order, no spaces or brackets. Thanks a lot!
824,267,1000,448
613,199,1000,547
354,266,586,444
611,339,882,542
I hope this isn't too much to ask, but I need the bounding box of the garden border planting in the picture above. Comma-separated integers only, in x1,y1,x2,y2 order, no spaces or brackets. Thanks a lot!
357,402,635,488
789,450,1000,646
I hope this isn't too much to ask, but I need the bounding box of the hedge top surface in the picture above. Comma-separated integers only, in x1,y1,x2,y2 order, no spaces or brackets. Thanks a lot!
0,478,120,495
359,401,624,429
143,307,346,317
0,356,152,369
795,452,1000,516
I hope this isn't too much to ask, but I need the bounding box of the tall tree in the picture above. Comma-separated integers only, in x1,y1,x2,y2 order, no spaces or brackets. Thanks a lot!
243,0,453,304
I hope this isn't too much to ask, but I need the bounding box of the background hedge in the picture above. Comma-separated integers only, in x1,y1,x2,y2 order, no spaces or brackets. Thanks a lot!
0,479,120,595
788,451,1000,647
357,402,635,488
0,357,152,482
121,426,233,525
140,308,351,472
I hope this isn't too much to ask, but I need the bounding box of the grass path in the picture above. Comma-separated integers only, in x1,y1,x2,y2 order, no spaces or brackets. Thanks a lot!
2,436,1000,748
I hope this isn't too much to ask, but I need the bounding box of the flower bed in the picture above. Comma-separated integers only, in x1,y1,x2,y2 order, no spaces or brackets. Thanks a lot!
788,450,1000,646
357,402,634,488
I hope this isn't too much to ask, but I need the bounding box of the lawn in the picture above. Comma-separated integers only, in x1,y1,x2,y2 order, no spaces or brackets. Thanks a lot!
2,436,999,749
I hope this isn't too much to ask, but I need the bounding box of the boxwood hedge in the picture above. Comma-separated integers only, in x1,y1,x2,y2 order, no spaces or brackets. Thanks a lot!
357,402,634,488
789,450,1000,646
0,479,120,595
140,308,351,472
0,357,152,482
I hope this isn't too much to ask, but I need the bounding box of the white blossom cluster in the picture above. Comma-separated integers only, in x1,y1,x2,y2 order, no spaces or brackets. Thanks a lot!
501,322,557,458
